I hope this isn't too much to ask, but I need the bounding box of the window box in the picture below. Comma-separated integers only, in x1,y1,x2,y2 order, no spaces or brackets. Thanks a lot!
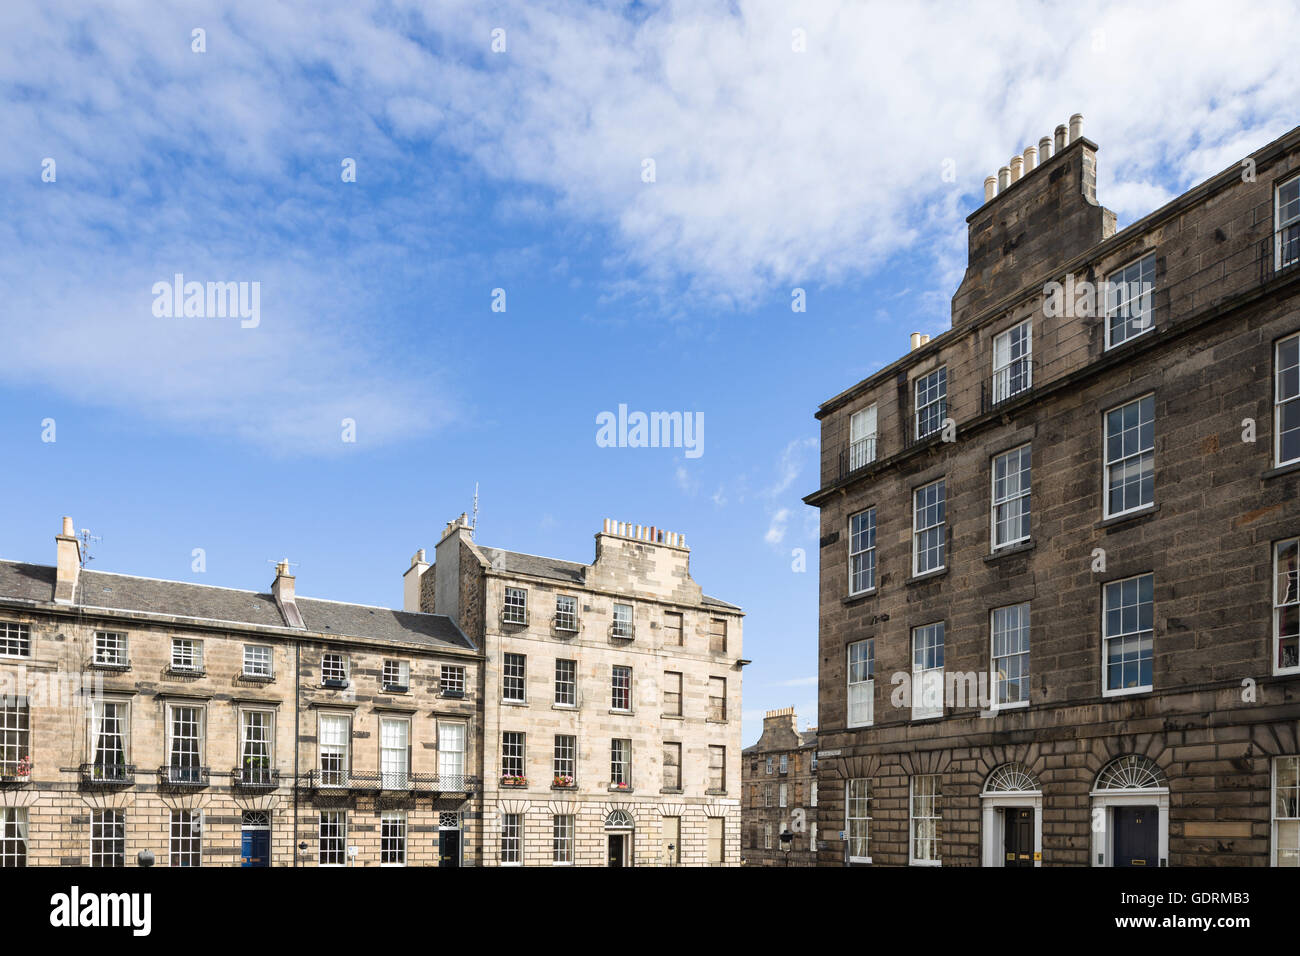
382,683,409,694
608,782,632,792
321,677,349,689
166,665,206,678
440,689,465,700
0,756,32,786
552,775,575,789
90,659,132,673
500,774,528,788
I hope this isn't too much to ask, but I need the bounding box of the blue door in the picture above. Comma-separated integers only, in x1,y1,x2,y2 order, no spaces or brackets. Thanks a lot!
241,828,270,867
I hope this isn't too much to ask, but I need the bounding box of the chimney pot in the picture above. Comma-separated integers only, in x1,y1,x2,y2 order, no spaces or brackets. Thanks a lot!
998,166,1010,191
1069,113,1083,142
1054,124,1067,152
1023,145,1037,172
983,175,996,202
910,332,921,350
920,334,931,345
1009,155,1023,182
1038,136,1052,161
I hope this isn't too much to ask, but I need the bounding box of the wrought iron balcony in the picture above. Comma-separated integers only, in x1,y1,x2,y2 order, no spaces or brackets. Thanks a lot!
609,623,635,641
158,765,210,788
499,606,529,627
231,766,280,790
79,763,135,788
303,769,478,794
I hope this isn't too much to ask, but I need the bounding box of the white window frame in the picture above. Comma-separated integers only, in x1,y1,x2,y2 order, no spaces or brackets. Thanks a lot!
848,508,876,595
990,603,1031,709
502,652,526,702
1274,538,1300,676
847,639,874,728
89,698,130,779
0,622,30,659
381,659,410,692
611,665,632,712
1275,333,1300,467
379,716,411,789
779,782,788,808
0,696,30,781
381,810,407,866
501,731,526,780
554,658,576,706
610,738,630,788
552,814,574,865
555,595,579,632
169,809,203,867
90,809,125,867
0,806,28,868
1103,394,1155,519
503,587,528,625
709,744,726,792
847,778,871,864
170,637,203,673
1276,173,1300,271
321,652,349,687
1104,253,1156,349
612,603,634,639
437,720,466,788
238,707,274,784
165,703,205,783
914,367,948,440
318,712,351,787
500,812,522,865
909,774,942,866
849,404,877,470
440,664,466,696
992,319,1032,403
911,623,945,720
1101,572,1155,697
991,444,1031,550
319,810,346,866
243,644,273,678
554,734,576,786
93,630,128,667
912,478,946,576
1273,755,1300,867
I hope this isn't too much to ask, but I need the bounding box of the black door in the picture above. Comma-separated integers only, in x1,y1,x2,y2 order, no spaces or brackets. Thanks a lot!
1003,808,1034,867
1113,807,1158,867
607,834,625,867
438,830,460,867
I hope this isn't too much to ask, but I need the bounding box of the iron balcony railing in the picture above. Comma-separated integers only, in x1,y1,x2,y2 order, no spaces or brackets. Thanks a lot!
79,763,135,787
609,622,635,641
304,769,478,794
158,765,210,788
232,766,280,789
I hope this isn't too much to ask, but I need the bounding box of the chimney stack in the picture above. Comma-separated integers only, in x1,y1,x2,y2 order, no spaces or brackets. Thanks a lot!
271,559,304,628
402,548,430,613
54,516,81,604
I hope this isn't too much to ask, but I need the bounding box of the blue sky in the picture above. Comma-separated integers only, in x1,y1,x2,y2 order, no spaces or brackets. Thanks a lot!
2,1,1298,744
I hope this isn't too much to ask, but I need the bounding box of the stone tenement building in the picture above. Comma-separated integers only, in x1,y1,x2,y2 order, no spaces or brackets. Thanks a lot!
804,116,1300,867
741,707,818,866
404,515,744,866
0,517,482,867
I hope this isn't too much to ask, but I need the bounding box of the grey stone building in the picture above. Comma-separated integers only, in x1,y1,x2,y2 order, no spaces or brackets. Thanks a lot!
742,707,818,866
0,517,482,867
404,515,745,866
804,116,1300,866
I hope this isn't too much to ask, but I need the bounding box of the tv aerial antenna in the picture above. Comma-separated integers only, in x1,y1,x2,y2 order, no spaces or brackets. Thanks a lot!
471,483,479,537
78,529,101,568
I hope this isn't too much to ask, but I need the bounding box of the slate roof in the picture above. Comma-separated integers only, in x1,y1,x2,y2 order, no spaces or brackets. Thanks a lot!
477,546,741,610
0,559,473,651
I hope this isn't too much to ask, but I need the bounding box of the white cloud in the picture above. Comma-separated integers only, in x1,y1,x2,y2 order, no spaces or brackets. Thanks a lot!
764,507,791,545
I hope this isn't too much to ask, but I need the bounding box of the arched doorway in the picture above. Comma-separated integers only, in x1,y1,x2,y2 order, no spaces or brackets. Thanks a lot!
980,763,1042,867
605,809,634,867
1090,755,1169,867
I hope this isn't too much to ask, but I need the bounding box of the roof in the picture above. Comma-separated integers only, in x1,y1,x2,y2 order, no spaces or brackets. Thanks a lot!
0,560,474,652
477,546,741,611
